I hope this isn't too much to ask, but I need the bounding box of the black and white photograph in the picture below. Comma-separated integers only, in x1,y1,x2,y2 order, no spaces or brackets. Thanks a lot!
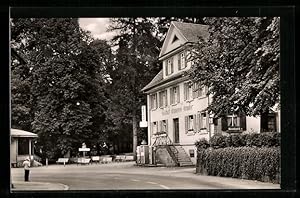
10,16,282,191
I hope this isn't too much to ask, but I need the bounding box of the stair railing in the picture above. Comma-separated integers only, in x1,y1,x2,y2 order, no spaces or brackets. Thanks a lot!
152,131,179,165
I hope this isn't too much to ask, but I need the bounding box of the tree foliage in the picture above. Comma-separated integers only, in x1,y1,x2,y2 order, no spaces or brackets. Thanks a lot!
11,18,110,158
189,17,280,117
106,18,162,153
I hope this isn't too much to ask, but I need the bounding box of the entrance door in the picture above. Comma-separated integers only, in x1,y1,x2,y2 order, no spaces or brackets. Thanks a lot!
173,118,179,143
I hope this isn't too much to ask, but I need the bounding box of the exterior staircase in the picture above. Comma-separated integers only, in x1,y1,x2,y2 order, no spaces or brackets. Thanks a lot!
152,132,194,167
169,145,194,167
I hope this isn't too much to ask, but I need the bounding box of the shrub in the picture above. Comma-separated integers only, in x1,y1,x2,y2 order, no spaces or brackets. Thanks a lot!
195,138,210,150
210,134,227,149
196,132,280,150
197,147,280,183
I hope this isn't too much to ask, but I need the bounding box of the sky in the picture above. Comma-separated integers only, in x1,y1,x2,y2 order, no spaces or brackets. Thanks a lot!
78,18,116,40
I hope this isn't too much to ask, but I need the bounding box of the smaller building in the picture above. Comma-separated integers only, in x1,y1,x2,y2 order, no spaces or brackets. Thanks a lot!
10,128,38,167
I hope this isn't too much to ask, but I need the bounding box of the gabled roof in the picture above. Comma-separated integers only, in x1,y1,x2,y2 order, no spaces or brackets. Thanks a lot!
159,21,209,58
143,21,209,93
141,70,163,92
141,70,188,93
172,21,209,43
11,128,38,138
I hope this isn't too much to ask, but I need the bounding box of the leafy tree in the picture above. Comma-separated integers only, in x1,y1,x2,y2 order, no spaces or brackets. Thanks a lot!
106,18,162,156
11,18,110,159
189,17,280,117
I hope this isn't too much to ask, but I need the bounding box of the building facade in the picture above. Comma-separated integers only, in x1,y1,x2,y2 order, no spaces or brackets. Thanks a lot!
10,128,38,167
142,21,280,166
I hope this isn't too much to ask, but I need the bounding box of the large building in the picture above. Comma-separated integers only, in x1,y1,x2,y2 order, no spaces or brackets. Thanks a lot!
141,21,280,166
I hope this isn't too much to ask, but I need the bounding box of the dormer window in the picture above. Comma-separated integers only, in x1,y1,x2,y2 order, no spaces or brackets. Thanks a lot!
165,58,174,75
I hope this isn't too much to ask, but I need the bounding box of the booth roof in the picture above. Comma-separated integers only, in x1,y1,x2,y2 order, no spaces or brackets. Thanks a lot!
11,128,38,138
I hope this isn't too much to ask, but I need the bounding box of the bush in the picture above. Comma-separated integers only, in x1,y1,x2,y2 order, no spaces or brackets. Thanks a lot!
195,132,280,150
195,138,210,150
197,147,280,183
210,134,227,149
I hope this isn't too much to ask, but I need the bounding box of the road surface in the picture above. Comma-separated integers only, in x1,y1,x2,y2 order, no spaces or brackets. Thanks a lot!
11,162,280,190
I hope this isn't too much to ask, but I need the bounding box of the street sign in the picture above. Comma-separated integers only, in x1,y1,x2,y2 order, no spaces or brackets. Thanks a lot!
141,105,146,121
79,148,90,152
139,121,148,128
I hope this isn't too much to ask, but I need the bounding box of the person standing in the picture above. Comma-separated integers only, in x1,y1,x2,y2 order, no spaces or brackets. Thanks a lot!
22,158,30,182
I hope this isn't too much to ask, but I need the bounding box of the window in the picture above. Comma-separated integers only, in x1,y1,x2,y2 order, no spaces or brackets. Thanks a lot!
227,115,239,127
184,82,193,101
189,149,195,158
150,93,158,110
192,83,207,98
170,86,180,104
152,122,158,135
160,120,168,133
178,52,186,70
159,90,168,108
185,115,196,133
261,113,277,132
172,35,179,43
200,112,207,129
166,58,174,75
196,112,209,132
18,138,29,155
221,113,246,131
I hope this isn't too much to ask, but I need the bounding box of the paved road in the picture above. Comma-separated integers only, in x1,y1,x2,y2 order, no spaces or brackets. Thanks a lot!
11,162,280,190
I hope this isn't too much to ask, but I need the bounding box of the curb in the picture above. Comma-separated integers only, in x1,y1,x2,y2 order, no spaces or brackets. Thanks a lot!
11,181,69,191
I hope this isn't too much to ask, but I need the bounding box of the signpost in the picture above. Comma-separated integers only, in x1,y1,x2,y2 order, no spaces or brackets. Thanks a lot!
139,105,148,128
79,143,90,157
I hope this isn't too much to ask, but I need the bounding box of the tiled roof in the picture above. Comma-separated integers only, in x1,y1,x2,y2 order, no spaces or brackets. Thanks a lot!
142,70,188,92
11,128,38,138
141,70,163,91
172,21,209,42
142,21,209,92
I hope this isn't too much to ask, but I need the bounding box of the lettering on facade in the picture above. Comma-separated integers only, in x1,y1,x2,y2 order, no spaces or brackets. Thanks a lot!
183,105,192,111
162,109,170,115
161,105,193,116
171,107,182,114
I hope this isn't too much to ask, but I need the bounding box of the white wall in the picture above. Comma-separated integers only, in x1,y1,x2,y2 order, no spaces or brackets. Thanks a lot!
246,116,261,133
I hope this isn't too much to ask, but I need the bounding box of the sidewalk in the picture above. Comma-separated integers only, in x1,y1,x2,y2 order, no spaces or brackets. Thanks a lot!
11,181,69,191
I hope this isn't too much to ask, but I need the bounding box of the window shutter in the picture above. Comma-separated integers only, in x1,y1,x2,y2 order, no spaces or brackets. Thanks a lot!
155,93,158,108
196,113,200,132
193,114,197,132
171,57,174,73
165,90,168,106
170,88,174,104
184,84,187,101
192,83,196,99
206,112,210,132
166,120,168,133
240,113,247,131
150,95,152,110
178,54,181,70
158,121,163,132
177,86,180,103
185,51,187,68
165,61,168,75
151,122,153,136
221,116,228,131
185,116,188,133
200,112,204,129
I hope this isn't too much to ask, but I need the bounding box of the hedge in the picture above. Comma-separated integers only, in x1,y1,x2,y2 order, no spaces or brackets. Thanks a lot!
196,147,280,183
195,132,280,150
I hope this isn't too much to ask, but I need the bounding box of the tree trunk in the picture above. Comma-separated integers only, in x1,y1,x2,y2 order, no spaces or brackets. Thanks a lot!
132,114,138,160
